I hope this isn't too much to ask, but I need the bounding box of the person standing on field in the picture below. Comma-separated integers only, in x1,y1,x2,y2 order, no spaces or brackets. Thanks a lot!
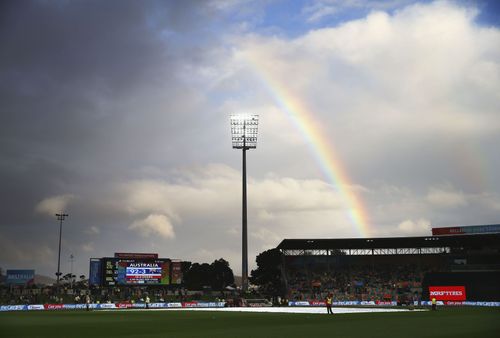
326,293,333,314
85,294,90,311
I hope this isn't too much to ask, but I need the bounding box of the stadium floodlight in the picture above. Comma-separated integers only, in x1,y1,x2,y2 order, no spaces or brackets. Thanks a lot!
55,213,68,292
230,114,259,293
231,114,259,149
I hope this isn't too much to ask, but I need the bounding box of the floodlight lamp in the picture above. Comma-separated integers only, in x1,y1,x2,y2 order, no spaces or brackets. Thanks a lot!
230,114,259,149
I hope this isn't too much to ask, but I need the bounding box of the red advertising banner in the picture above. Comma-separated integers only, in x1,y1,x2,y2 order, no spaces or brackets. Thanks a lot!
432,227,463,236
114,253,158,259
429,286,466,301
182,302,199,308
116,303,133,309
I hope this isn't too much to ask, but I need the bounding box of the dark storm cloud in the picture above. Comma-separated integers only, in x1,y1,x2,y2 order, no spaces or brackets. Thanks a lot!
0,0,228,274
0,0,220,202
0,0,213,86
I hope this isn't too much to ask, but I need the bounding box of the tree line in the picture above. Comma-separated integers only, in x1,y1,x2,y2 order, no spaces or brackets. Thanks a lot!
182,258,235,291
181,250,285,294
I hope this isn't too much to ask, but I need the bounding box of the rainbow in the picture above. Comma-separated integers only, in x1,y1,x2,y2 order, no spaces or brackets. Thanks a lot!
247,57,371,237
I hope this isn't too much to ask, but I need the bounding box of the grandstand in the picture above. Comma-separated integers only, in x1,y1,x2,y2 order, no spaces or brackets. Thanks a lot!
277,224,500,304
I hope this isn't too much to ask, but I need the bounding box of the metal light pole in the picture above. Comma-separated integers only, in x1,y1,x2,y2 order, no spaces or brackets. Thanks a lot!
230,114,259,292
69,254,75,288
55,213,68,292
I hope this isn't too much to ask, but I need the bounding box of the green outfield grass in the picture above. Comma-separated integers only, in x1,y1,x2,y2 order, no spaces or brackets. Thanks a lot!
0,307,499,338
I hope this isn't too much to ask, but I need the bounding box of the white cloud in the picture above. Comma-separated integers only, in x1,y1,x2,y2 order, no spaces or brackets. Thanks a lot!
397,218,431,236
304,3,340,23
81,242,95,253
100,163,362,273
116,164,356,237
426,186,468,208
233,1,500,143
129,214,176,239
252,177,347,212
84,226,100,235
35,194,75,216
476,193,500,211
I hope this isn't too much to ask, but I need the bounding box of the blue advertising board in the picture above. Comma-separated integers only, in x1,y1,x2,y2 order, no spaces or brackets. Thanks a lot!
6,270,35,285
89,259,102,286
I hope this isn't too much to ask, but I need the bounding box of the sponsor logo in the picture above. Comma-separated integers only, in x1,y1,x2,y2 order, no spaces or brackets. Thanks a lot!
166,302,183,308
309,301,326,306
181,302,224,308
333,301,360,306
45,304,64,310
182,302,198,308
149,303,166,308
430,291,463,296
429,286,466,301
28,305,45,310
288,301,310,306
197,302,214,307
473,302,500,307
116,303,133,308
0,305,26,311
247,303,269,307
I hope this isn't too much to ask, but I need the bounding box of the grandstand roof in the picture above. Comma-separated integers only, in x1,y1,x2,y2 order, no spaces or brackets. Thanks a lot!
276,233,500,250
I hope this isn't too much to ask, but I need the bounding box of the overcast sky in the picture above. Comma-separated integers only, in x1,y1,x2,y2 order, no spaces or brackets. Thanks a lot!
1,0,499,279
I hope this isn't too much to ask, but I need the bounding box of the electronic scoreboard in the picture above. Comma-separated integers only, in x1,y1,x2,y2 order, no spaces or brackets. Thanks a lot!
101,258,170,286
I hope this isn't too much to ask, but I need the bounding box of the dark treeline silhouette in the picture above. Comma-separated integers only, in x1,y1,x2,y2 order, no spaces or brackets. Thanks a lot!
183,258,235,291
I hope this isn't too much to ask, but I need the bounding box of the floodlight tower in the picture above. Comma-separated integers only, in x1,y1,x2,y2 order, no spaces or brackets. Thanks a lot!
55,213,68,292
230,114,259,292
